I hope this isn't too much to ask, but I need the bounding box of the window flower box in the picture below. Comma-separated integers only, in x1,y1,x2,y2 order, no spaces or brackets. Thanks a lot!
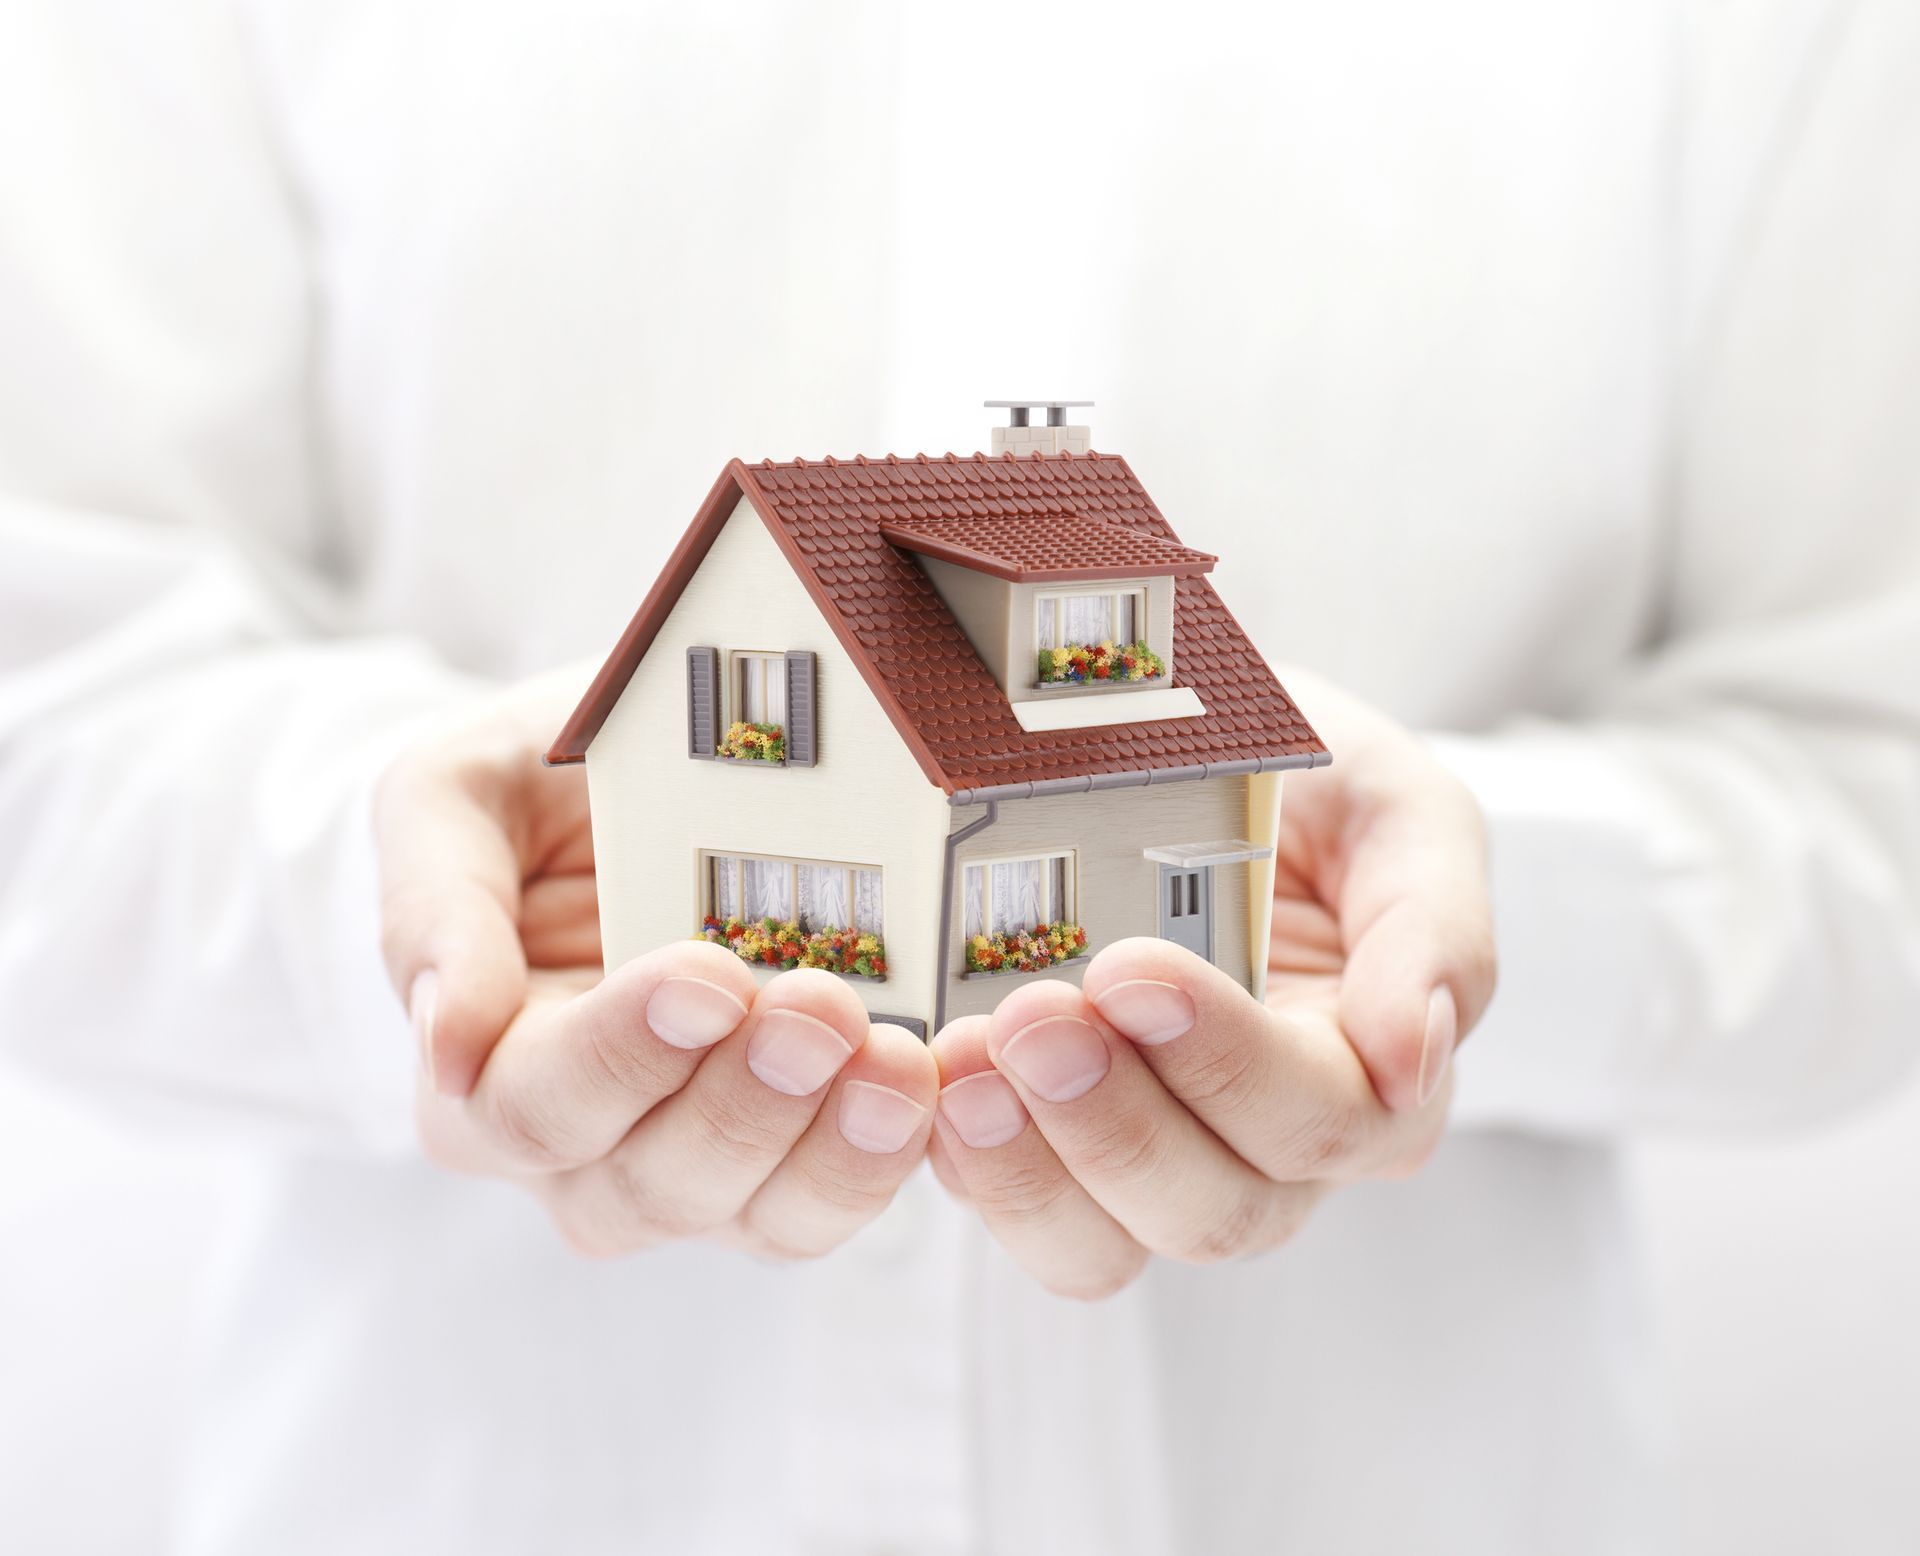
697,915,887,980
717,720,785,763
964,921,1089,977
1036,641,1165,687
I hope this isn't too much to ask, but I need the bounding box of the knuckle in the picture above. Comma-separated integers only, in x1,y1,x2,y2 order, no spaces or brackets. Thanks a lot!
971,1156,1077,1228
1170,1039,1263,1119
579,1009,674,1100
791,1155,891,1219
604,1157,716,1242
697,1088,794,1170
1279,1099,1363,1175
1170,1185,1269,1265
1070,1106,1173,1189
482,1085,578,1172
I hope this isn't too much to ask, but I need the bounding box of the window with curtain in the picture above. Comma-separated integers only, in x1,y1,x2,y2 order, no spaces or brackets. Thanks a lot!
963,853,1074,938
1036,588,1143,649
705,852,882,933
734,651,786,725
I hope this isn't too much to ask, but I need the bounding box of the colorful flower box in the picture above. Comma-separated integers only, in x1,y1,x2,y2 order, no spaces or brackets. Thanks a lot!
717,720,785,762
1036,640,1166,686
696,914,887,979
965,921,1090,976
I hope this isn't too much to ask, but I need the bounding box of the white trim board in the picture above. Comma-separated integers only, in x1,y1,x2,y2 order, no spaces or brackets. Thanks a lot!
1141,839,1275,867
1010,685,1206,733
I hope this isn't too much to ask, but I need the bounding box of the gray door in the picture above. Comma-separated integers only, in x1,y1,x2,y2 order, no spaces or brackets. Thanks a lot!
1158,864,1213,961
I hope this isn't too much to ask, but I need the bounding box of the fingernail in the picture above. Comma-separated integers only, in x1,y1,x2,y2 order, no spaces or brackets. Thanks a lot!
1418,985,1457,1106
747,1008,854,1096
409,970,440,1086
1092,979,1195,1046
997,1016,1110,1103
647,976,749,1050
838,1080,927,1154
938,1071,1030,1148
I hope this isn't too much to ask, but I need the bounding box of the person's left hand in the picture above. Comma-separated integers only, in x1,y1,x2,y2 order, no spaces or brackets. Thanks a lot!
926,672,1497,1299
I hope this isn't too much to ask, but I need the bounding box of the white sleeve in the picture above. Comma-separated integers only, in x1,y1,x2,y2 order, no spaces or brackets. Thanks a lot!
1446,1,1920,1136
0,2,480,1154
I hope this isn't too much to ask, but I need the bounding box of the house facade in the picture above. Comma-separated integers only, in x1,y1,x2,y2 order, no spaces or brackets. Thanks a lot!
548,405,1327,1037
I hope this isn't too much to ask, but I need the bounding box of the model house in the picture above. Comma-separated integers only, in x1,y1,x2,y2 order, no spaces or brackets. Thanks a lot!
546,403,1328,1037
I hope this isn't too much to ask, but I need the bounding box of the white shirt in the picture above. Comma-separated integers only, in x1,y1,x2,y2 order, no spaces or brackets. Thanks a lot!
3,2,1918,1551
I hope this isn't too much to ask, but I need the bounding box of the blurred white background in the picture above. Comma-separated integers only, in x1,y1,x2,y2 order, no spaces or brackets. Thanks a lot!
3,1063,1916,1553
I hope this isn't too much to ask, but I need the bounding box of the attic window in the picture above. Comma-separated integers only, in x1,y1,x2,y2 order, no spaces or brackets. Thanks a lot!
1036,588,1142,651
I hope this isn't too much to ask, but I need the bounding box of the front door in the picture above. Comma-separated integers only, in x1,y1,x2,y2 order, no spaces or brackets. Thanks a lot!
1158,863,1213,961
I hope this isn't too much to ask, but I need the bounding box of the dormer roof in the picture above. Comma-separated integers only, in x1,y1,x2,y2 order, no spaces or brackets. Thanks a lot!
879,511,1217,583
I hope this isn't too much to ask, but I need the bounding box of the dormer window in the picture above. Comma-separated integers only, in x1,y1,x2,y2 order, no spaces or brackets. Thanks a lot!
1036,588,1143,654
876,508,1214,726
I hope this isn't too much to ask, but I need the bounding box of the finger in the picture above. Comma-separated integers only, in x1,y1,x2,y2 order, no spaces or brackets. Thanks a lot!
739,1022,937,1259
1332,770,1497,1112
930,1016,1147,1300
374,748,537,1097
541,969,867,1254
1082,937,1408,1181
519,871,601,968
984,981,1320,1265
417,940,759,1176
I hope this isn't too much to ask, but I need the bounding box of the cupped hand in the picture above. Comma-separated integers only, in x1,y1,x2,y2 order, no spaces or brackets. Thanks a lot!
926,670,1497,1299
373,673,937,1259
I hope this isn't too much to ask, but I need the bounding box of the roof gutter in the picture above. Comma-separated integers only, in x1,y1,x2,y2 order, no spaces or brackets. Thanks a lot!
945,749,1328,808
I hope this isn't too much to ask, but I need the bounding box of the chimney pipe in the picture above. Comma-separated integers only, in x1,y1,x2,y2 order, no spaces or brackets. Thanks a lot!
984,399,1093,458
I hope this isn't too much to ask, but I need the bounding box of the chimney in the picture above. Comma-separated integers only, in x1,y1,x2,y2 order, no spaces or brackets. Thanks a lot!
986,399,1093,457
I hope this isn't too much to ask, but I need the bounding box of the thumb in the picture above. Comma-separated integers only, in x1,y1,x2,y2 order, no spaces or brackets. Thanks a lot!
374,754,530,1098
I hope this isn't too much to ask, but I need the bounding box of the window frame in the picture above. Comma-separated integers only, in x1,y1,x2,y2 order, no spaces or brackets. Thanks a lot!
1035,587,1147,651
963,849,1078,939
700,848,883,935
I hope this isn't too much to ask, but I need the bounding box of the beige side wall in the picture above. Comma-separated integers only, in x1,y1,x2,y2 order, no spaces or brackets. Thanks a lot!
942,775,1257,1023
585,497,951,1029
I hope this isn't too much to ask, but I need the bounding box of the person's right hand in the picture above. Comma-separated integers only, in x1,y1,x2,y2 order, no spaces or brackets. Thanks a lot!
373,673,938,1259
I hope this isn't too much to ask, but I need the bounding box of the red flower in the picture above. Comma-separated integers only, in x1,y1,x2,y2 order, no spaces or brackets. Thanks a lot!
1092,662,1111,679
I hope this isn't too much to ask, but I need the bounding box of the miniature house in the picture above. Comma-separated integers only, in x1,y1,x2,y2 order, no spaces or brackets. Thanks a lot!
546,402,1328,1037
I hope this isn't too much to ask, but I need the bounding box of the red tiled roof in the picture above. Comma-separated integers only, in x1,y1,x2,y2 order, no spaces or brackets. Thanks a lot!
878,511,1217,582
547,451,1325,795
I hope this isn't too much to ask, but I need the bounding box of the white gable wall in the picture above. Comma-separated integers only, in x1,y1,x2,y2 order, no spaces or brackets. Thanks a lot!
585,497,951,1028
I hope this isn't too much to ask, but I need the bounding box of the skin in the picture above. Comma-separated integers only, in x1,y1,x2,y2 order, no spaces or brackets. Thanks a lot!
374,673,940,1260
926,668,1496,1297
374,668,1494,1285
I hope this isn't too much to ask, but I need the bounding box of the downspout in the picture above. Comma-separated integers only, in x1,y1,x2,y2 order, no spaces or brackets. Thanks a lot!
932,799,1000,1034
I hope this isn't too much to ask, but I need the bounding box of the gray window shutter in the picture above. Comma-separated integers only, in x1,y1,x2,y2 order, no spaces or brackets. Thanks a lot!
784,650,817,766
687,647,720,759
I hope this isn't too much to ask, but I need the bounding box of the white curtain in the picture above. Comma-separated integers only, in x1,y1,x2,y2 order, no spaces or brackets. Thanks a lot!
963,865,985,939
738,655,786,724
743,857,791,920
853,868,883,935
711,855,739,919
1115,593,1138,643
1036,598,1058,650
1061,593,1112,644
1049,856,1070,921
991,859,1046,932
798,864,848,930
